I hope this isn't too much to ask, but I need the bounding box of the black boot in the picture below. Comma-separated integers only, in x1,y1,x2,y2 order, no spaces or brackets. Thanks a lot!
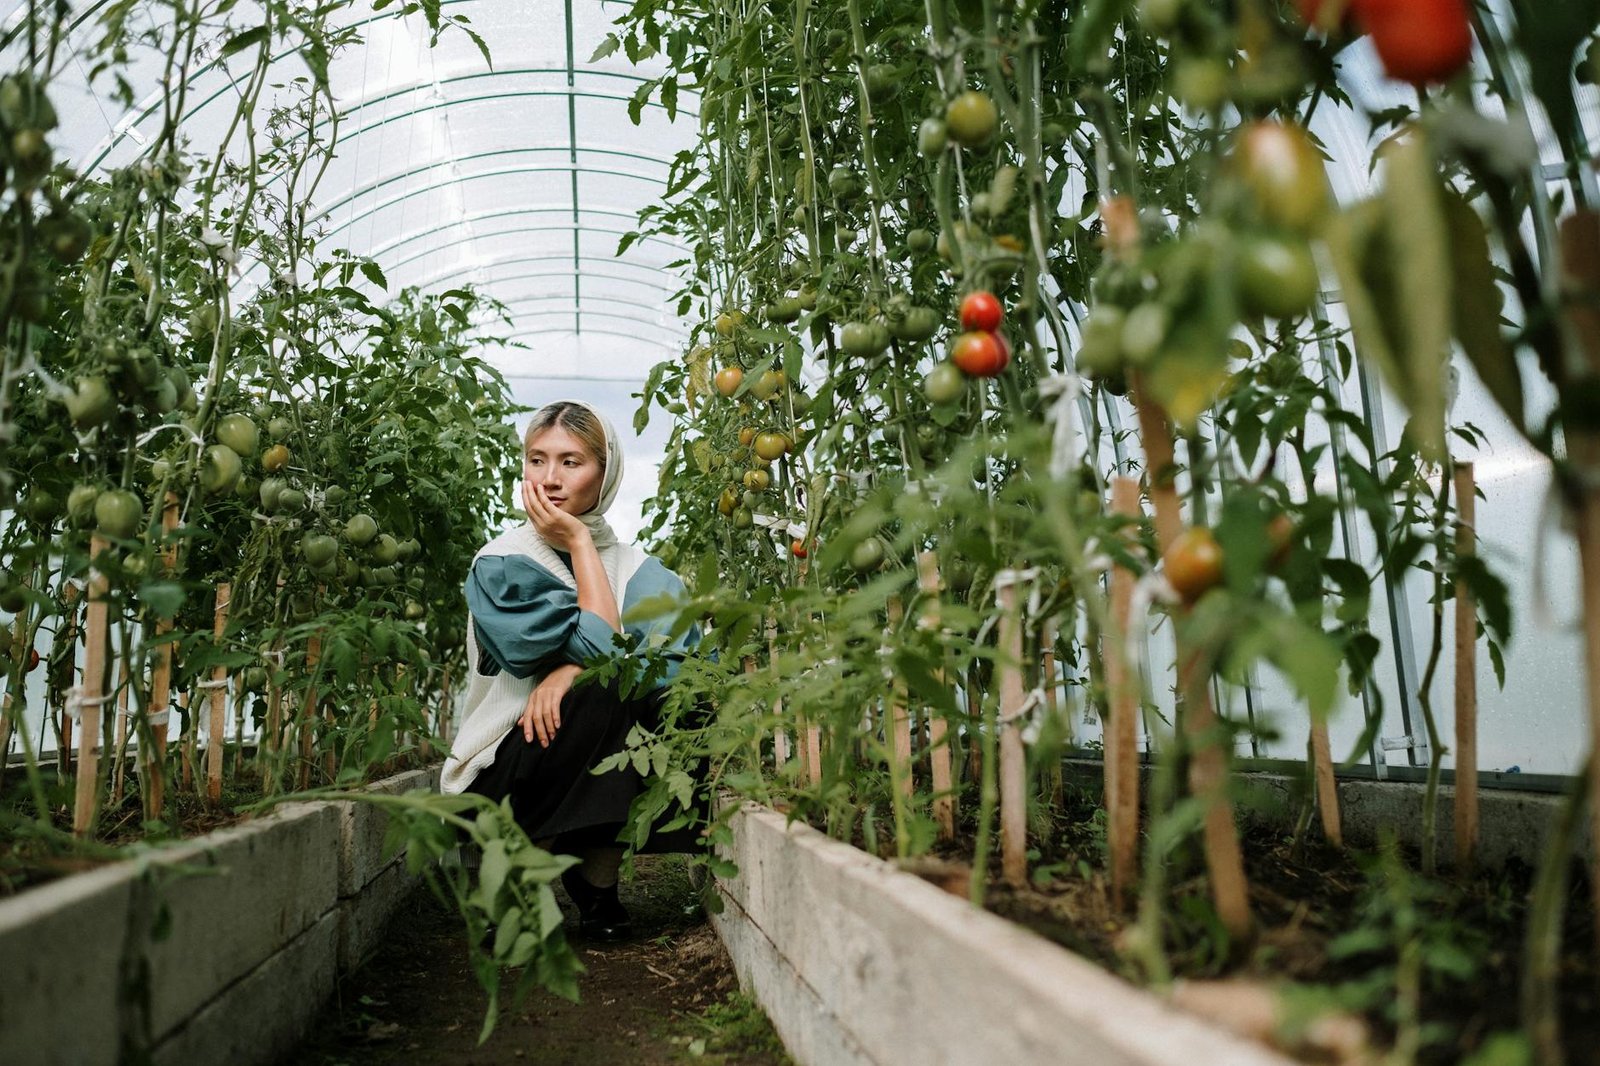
560,867,634,942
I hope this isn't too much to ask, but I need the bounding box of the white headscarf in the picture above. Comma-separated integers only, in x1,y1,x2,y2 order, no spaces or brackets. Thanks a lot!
527,399,623,550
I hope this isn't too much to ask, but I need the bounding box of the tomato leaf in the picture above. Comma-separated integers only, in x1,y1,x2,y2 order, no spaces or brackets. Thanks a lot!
1382,133,1453,460
220,25,269,58
1443,193,1522,434
359,260,388,291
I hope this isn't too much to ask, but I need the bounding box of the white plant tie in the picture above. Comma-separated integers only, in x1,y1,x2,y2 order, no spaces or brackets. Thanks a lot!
1001,686,1051,745
146,708,170,728
135,422,206,450
64,685,114,723
752,511,787,531
786,520,807,539
992,567,1041,595
1038,374,1086,482
196,677,229,690
1124,571,1178,683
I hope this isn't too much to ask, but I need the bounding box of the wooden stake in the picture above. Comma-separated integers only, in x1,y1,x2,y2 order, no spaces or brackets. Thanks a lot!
180,689,195,793
1454,462,1478,870
1309,720,1342,847
887,596,912,799
1041,619,1065,810
918,551,955,840
1133,381,1252,940
56,583,81,776
767,622,787,768
0,609,24,790
147,493,180,820
1557,214,1600,952
1579,492,1600,958
205,584,231,805
996,577,1028,889
297,630,322,791
1106,477,1143,909
437,664,454,746
73,537,111,837
112,661,130,806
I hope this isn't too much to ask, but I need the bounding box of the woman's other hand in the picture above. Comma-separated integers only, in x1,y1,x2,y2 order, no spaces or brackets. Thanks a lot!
520,663,583,747
522,477,591,552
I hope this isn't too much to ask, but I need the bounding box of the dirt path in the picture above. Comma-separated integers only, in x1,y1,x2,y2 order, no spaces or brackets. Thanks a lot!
293,856,790,1066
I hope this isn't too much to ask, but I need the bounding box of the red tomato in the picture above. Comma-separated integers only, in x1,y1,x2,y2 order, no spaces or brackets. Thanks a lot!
959,291,1003,332
950,331,1009,377
27,647,40,673
790,538,809,558
1355,0,1472,85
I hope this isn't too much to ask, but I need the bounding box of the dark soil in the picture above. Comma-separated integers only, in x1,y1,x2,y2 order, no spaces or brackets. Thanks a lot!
0,753,425,897
293,855,791,1066
852,780,1600,1065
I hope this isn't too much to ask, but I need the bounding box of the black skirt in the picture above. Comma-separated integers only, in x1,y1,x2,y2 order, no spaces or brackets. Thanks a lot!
464,679,706,854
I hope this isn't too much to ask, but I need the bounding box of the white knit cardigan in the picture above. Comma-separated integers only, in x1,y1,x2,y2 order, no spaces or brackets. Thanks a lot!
439,523,646,795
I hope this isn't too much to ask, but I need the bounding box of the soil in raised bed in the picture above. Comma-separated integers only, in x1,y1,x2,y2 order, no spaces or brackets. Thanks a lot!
840,778,1599,1065
0,753,425,897
293,854,792,1066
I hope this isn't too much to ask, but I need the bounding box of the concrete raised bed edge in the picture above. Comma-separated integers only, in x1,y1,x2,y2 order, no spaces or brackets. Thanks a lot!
711,801,1297,1066
0,765,440,1066
1062,758,1590,870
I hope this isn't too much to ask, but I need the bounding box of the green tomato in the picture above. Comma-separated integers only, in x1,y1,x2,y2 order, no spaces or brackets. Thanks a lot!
345,513,379,546
923,361,967,406
828,166,862,200
906,228,935,254
1076,306,1128,377
840,321,889,358
371,533,400,565
891,307,941,343
266,417,293,441
275,488,307,513
917,117,948,157
259,478,287,511
94,490,144,539
67,483,101,527
1120,303,1170,366
850,537,886,573
215,413,259,458
944,91,998,147
1237,232,1320,319
199,445,243,496
63,377,115,430
1173,58,1229,111
865,63,898,101
302,533,338,567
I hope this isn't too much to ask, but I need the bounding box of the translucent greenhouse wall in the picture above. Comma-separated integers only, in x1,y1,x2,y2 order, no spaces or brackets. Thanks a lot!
4,0,1597,778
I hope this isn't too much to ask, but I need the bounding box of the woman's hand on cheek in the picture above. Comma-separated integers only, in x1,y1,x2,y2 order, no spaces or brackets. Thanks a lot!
523,481,590,552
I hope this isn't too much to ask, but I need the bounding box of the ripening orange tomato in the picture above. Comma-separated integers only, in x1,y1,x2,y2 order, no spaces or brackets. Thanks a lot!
1165,527,1225,603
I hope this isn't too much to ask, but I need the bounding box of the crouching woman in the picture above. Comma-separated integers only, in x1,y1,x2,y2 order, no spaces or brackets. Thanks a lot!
440,400,701,940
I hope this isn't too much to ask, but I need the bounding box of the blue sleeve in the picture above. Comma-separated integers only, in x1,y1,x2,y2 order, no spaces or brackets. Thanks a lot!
620,557,703,687
467,554,620,677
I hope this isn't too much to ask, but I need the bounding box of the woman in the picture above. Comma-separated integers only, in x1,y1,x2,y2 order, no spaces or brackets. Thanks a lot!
440,400,700,940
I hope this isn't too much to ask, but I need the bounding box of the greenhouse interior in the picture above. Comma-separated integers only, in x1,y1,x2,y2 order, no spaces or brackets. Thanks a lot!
2,0,1599,1063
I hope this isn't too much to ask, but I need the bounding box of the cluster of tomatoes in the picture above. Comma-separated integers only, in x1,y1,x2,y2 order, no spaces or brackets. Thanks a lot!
949,291,1010,378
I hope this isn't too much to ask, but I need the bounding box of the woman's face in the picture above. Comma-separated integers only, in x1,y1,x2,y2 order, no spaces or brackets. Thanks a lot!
524,425,605,516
